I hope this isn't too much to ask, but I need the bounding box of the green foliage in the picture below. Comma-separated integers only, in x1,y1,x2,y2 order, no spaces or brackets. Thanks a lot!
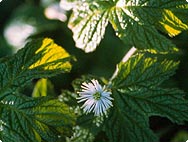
103,51,188,142
171,131,188,142
1,0,188,142
68,0,188,52
0,95,75,142
71,51,188,142
0,38,72,96
0,38,75,142
32,79,56,97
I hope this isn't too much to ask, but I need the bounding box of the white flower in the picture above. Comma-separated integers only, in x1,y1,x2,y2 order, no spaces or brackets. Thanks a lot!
77,79,113,116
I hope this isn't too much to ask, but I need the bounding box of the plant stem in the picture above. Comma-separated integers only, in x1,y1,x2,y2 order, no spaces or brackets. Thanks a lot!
110,46,137,81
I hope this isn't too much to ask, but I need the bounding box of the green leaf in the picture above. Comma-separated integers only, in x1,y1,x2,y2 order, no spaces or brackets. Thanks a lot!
112,53,179,89
32,78,56,97
103,51,188,142
0,38,75,141
103,91,158,142
0,95,75,142
0,38,72,96
120,1,188,37
68,0,188,52
117,88,188,123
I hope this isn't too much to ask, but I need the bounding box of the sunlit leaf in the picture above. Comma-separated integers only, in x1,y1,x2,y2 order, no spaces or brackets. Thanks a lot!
69,0,188,52
103,51,188,142
0,38,75,141
0,38,72,96
29,38,71,70
68,1,109,52
158,10,188,37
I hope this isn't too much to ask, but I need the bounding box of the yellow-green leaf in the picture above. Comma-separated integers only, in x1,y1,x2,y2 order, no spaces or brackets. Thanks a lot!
32,78,55,97
0,38,73,96
29,38,71,70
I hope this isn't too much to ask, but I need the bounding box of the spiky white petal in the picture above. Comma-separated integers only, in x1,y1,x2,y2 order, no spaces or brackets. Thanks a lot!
77,79,113,116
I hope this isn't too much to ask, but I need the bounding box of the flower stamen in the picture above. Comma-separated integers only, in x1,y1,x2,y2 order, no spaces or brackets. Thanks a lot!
93,92,101,100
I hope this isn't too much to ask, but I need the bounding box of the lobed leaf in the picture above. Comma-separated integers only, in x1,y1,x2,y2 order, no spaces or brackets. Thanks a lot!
0,95,75,142
68,0,188,52
0,38,75,141
0,38,72,96
116,87,188,123
103,51,188,142
111,53,179,89
103,90,157,142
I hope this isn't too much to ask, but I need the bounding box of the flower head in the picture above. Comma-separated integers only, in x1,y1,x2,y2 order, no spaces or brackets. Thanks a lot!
77,79,113,116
